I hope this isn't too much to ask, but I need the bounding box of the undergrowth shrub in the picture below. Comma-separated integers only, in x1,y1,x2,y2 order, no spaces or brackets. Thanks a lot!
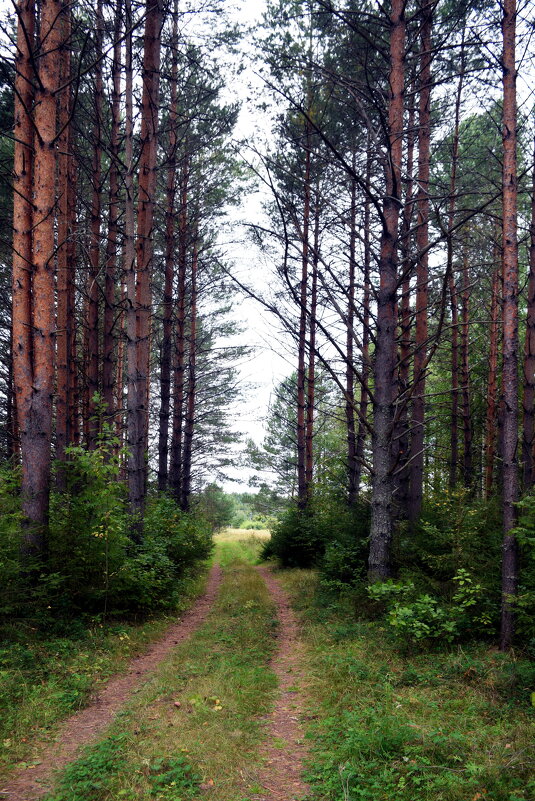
368,569,493,647
261,497,369,573
0,434,213,623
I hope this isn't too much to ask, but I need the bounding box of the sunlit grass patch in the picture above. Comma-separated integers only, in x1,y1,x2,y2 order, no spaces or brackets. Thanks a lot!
214,528,271,566
279,570,535,801
45,559,278,801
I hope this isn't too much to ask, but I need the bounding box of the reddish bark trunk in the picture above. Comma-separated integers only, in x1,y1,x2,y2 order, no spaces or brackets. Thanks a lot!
522,136,535,488
130,0,163,525
396,99,415,514
158,0,179,492
461,248,472,487
56,5,72,478
22,0,62,557
409,0,433,521
12,0,35,507
87,0,104,447
368,0,405,581
485,247,501,498
500,0,519,651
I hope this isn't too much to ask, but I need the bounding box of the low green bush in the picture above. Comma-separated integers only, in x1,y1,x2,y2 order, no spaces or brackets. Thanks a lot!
367,568,493,647
261,497,369,573
0,436,213,622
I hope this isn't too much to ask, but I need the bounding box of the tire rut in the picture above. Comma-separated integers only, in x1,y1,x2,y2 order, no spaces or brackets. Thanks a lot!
253,566,310,801
1,564,222,801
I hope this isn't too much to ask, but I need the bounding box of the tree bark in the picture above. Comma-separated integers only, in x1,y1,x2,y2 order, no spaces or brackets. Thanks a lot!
169,153,190,499
87,0,104,447
129,0,163,526
56,4,72,480
305,186,319,494
103,1,123,426
485,236,501,498
158,0,179,492
500,0,519,651
409,0,433,521
368,0,405,581
21,0,62,557
522,135,535,488
125,0,141,530
346,169,357,506
396,99,415,514
461,247,472,487
297,123,311,509
180,233,198,511
12,0,35,525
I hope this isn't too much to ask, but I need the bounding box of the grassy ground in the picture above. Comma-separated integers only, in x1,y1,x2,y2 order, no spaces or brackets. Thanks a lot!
44,538,278,801
0,569,209,778
279,569,535,801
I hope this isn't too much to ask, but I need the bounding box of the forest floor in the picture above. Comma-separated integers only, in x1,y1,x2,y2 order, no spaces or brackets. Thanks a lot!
1,530,534,801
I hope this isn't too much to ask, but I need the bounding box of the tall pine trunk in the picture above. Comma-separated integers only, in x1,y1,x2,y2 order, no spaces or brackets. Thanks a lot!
103,2,123,425
522,136,535,488
297,125,311,510
130,0,163,525
409,0,433,521
158,0,179,492
87,0,104,447
368,0,405,580
500,0,519,651
180,233,198,511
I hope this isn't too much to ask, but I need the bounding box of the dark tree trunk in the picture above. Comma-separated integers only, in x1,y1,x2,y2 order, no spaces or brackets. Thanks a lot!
158,0,179,492
354,142,372,499
346,170,358,506
102,2,123,426
368,0,405,581
522,135,535,488
305,188,319,494
180,234,198,511
169,153,190,499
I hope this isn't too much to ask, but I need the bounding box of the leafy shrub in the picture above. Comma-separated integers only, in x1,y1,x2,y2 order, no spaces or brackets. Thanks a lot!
511,493,535,643
262,497,369,573
367,569,492,646
0,434,213,621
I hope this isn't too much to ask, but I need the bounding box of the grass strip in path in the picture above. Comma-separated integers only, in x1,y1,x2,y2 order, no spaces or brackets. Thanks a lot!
279,569,535,801
38,555,279,801
1,565,222,801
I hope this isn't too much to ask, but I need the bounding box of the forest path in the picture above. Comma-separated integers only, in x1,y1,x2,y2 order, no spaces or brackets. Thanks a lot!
251,566,310,801
0,564,223,801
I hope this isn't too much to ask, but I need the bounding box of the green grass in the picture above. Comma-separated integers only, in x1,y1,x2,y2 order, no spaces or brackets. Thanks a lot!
44,556,279,801
0,568,209,778
279,569,535,801
213,528,270,566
